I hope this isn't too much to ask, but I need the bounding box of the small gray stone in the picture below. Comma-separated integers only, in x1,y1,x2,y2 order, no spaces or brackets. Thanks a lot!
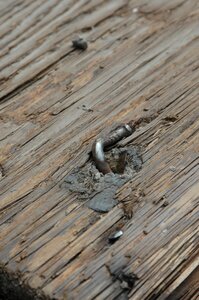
169,166,176,172
87,189,118,212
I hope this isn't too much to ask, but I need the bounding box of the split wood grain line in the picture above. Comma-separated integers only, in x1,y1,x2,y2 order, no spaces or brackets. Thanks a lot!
1,17,197,130
0,6,196,138
0,198,89,265
45,130,198,268
0,19,156,104
0,0,196,101
160,265,199,300
0,0,65,43
0,8,164,112
47,21,199,118
0,1,32,22
40,197,197,295
118,90,199,193
0,186,81,239
16,207,124,275
0,0,128,99
50,222,198,296
0,0,48,40
49,180,199,298
0,13,149,112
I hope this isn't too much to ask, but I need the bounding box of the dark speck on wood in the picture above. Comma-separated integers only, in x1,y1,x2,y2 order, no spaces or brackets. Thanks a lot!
72,38,88,50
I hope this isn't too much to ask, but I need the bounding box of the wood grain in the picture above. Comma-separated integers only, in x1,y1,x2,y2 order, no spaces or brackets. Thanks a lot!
0,0,199,299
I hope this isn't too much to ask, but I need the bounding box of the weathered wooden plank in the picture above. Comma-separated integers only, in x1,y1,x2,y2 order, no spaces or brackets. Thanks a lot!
0,0,199,299
163,266,199,300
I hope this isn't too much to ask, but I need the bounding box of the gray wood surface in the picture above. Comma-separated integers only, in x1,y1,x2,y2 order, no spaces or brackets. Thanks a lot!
0,0,199,299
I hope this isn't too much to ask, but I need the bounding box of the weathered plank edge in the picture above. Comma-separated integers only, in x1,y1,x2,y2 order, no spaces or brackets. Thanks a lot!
0,266,48,300
1,263,198,300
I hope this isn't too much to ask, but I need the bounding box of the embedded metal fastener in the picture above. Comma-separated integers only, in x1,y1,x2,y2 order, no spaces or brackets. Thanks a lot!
108,230,123,244
92,122,136,174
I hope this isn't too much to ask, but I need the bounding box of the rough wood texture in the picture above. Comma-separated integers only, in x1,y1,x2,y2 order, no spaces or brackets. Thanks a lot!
165,267,199,300
0,0,199,299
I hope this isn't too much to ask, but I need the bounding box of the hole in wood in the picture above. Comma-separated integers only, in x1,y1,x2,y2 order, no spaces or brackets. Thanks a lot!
62,146,142,213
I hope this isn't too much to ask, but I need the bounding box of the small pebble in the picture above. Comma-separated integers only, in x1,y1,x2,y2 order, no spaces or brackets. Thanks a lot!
120,281,129,289
88,196,117,213
169,166,176,172
93,172,101,181
117,272,139,289
0,164,4,179
162,200,169,207
132,8,139,13
72,38,88,50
